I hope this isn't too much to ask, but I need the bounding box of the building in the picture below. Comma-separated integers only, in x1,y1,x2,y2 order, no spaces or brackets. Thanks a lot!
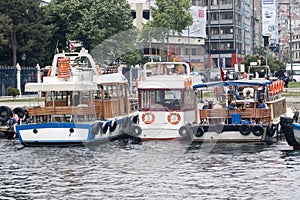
129,0,261,70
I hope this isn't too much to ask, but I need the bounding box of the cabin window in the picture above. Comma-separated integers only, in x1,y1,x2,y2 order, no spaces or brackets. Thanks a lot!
183,90,195,110
104,84,118,99
140,89,182,110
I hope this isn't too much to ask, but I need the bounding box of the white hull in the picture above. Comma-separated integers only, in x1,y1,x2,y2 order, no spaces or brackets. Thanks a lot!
138,111,195,140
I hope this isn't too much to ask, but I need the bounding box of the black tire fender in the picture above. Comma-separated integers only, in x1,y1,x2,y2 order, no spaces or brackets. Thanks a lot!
130,125,142,137
214,123,224,134
179,126,190,138
102,122,109,134
109,120,117,132
92,122,100,135
132,115,139,124
252,125,264,136
193,126,204,137
13,107,25,118
267,123,275,137
0,106,12,122
239,124,251,136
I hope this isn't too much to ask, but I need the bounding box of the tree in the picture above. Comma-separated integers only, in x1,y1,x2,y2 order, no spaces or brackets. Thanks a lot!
7,87,20,99
43,0,135,64
0,0,50,66
141,0,193,61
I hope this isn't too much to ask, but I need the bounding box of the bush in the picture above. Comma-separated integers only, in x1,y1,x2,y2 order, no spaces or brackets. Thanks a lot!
7,87,20,98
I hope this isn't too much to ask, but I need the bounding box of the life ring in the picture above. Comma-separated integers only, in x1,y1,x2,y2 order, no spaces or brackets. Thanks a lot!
102,122,109,134
267,123,275,137
92,122,100,135
109,120,117,132
252,125,264,136
13,107,25,118
239,124,251,136
130,125,142,137
167,112,181,125
0,106,12,122
141,112,155,124
179,126,190,138
193,126,204,137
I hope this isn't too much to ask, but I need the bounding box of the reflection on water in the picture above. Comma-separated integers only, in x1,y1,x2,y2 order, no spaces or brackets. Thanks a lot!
1,139,300,199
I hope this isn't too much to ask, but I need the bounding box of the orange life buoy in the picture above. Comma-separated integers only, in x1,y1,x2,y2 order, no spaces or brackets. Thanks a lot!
167,112,181,125
141,111,155,124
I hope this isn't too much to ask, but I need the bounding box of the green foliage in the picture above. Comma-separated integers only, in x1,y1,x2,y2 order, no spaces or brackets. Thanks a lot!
241,48,285,74
148,0,193,34
7,87,20,98
44,0,134,63
0,0,50,66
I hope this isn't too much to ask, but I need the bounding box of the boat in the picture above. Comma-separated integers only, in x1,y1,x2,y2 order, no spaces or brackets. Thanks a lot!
136,61,203,140
280,111,300,150
180,78,287,144
15,48,141,146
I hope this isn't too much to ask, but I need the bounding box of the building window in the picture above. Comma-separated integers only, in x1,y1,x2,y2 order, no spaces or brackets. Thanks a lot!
143,10,150,20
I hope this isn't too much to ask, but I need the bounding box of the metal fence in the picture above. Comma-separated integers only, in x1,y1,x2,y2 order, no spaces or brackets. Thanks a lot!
0,66,37,96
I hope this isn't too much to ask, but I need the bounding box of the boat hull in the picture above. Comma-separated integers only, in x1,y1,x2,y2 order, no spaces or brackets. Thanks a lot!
15,121,138,147
181,124,278,144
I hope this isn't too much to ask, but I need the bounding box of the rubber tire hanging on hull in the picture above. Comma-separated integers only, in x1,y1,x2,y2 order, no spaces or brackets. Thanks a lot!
0,106,12,122
179,126,190,138
267,123,276,137
13,107,25,118
92,122,100,135
214,123,223,134
239,124,251,136
284,126,298,146
193,126,204,137
130,125,142,137
252,125,264,136
109,121,117,132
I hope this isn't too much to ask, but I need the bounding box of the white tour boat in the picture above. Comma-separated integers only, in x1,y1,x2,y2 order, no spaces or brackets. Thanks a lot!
15,48,141,146
137,61,203,140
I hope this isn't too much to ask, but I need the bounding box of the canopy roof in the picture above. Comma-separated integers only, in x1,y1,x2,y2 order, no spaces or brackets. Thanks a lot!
193,79,272,89
25,81,97,92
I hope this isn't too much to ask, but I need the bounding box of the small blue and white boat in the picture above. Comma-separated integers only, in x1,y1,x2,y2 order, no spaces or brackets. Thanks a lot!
16,48,141,147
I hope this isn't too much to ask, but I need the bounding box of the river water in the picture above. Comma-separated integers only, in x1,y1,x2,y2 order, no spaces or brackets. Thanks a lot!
0,138,299,200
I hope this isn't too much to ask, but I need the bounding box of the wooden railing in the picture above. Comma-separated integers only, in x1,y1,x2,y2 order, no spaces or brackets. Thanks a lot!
199,107,271,124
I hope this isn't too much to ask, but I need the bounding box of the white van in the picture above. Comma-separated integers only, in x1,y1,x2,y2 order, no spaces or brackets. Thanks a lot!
286,63,300,82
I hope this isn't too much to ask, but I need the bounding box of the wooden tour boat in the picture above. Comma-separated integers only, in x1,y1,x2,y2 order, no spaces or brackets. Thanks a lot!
15,48,141,146
179,78,287,143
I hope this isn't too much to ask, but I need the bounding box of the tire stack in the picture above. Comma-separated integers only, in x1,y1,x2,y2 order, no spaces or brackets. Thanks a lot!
280,116,298,146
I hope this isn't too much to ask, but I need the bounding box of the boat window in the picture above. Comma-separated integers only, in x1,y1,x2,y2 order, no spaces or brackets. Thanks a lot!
183,90,195,110
144,64,188,77
164,90,182,109
119,84,125,97
104,84,118,99
140,90,182,110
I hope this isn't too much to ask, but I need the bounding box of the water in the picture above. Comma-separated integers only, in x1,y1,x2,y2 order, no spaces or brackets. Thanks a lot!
0,139,300,199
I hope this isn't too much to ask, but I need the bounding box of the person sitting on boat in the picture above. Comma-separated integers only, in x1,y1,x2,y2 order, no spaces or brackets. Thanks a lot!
235,89,242,100
202,101,210,109
243,88,254,99
228,102,237,110
257,99,268,109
